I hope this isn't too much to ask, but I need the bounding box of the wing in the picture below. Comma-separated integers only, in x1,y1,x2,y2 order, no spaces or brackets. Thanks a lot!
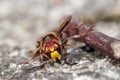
56,15,72,34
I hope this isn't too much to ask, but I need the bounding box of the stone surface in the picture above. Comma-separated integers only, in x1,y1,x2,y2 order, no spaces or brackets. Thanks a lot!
0,0,120,80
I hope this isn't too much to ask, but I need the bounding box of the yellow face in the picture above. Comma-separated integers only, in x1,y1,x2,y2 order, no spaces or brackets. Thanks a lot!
45,42,61,62
50,50,61,62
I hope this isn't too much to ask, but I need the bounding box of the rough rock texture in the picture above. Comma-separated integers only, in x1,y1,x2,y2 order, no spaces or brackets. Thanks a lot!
0,46,120,80
0,0,120,80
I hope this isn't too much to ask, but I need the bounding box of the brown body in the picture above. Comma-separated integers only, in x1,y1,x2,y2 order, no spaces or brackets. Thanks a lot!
18,15,120,67
18,16,72,67
60,16,120,60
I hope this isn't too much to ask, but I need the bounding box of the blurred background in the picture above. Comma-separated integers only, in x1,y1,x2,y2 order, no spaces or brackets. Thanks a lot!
0,0,120,48
0,0,120,80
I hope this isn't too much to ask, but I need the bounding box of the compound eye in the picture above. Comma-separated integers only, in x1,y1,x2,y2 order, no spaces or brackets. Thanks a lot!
36,41,40,48
37,41,40,44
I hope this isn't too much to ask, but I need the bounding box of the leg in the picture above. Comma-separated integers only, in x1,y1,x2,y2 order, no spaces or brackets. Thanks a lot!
17,50,39,65
42,53,53,63
17,54,37,65
63,47,77,65
79,24,95,38
39,54,45,67
63,47,67,62
66,24,95,40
